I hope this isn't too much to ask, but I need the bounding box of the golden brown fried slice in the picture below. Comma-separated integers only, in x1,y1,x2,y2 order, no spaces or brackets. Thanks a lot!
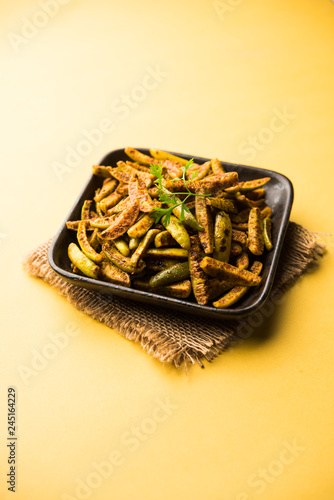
200,257,262,286
246,188,265,200
124,147,155,166
131,229,160,266
213,261,263,308
186,161,211,181
206,198,237,213
115,182,129,195
107,196,133,214
213,211,232,262
207,279,234,301
154,231,176,248
230,242,243,257
129,173,156,213
239,177,270,192
99,200,139,240
127,214,155,238
162,215,191,250
114,162,155,186
236,252,249,270
232,229,248,249
211,158,225,175
145,248,188,259
77,221,103,263
68,243,100,279
81,200,93,220
195,190,214,254
94,179,117,202
261,206,272,219
92,165,112,178
150,148,189,166
133,278,192,298
162,171,238,196
248,207,264,256
102,243,145,274
99,192,123,212
100,261,131,287
90,215,118,229
66,220,91,231
125,161,151,173
161,159,183,179
188,235,210,305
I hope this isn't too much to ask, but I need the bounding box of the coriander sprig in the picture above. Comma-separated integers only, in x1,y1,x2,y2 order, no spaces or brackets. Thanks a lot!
149,159,209,225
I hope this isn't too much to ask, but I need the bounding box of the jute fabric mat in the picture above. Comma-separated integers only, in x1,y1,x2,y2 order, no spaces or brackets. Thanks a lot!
23,222,325,368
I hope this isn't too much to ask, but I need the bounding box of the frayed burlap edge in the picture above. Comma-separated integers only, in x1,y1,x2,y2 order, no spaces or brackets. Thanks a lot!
23,222,326,368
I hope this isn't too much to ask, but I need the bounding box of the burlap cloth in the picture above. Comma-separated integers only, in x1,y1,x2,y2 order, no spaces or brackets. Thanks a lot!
23,222,326,368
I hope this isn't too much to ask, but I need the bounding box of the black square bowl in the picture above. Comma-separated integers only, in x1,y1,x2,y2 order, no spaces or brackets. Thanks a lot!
48,148,293,320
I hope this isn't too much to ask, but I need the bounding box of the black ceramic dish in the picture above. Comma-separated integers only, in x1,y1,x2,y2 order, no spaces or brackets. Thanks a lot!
48,148,293,320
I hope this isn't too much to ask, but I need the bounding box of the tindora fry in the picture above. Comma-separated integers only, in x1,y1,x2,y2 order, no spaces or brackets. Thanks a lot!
108,196,134,214
162,215,190,250
68,243,100,279
99,192,123,212
125,147,155,166
81,200,93,220
207,279,234,301
145,248,189,259
239,177,271,192
230,242,243,257
149,261,190,287
188,235,210,305
92,165,112,178
248,207,264,256
236,252,249,270
102,243,145,274
131,229,160,266
94,179,117,202
154,231,177,248
77,221,103,263
100,261,131,287
134,278,192,298
127,214,155,238
200,257,262,286
195,191,214,254
150,148,189,166
263,217,273,251
213,211,232,262
99,200,139,240
231,229,248,249
129,173,156,212
213,261,263,308
129,236,140,250
90,215,118,229
113,237,130,257
206,197,237,213
66,148,274,309
188,160,211,181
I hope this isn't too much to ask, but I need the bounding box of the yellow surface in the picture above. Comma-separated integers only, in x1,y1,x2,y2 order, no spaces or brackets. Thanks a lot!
1,1,334,499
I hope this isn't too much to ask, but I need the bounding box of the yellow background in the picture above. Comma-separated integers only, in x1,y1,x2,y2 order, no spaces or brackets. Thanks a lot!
1,1,334,499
